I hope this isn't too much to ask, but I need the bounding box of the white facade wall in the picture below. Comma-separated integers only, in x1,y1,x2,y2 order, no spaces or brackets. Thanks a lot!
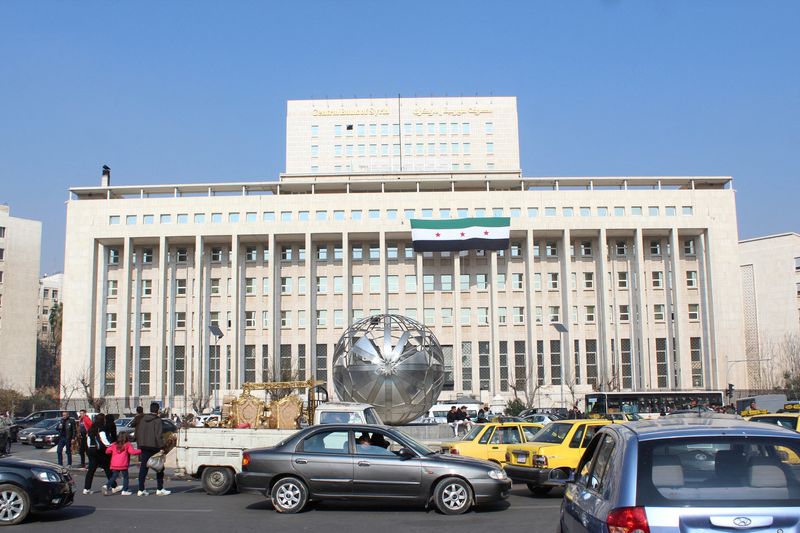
61,175,746,411
0,205,42,392
286,97,520,175
739,233,800,387
38,273,63,341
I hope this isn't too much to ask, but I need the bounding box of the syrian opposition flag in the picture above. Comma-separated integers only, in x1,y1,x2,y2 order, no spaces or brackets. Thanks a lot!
411,217,510,252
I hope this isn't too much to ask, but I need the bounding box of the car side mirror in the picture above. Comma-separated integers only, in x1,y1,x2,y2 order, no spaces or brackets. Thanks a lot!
398,447,416,460
565,470,576,484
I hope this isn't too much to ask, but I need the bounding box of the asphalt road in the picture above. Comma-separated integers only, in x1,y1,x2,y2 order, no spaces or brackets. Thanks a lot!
8,443,563,533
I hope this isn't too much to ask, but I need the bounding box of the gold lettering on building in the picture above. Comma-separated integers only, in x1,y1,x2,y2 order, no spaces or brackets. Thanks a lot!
412,107,493,117
312,107,391,117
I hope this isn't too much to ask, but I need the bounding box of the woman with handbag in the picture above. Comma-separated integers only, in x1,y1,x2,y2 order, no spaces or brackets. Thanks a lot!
82,413,112,495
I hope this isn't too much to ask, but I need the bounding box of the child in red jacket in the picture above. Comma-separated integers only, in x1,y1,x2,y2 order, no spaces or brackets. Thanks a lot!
104,432,141,496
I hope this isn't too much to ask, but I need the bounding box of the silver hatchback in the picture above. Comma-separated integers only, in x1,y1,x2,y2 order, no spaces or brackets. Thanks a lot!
559,416,800,533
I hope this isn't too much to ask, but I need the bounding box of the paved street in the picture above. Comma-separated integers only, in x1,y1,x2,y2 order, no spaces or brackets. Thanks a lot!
9,443,562,532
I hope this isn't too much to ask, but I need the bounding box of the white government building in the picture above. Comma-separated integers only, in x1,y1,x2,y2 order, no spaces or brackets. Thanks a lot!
61,96,747,411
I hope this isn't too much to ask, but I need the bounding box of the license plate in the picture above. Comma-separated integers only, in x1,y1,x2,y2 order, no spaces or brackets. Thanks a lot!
516,454,526,463
35,438,43,442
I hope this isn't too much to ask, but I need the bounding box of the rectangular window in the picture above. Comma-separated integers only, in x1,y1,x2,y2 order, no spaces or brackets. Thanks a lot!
317,246,328,261
460,308,471,325
424,307,435,325
583,272,594,289
352,276,363,293
174,312,186,329
621,338,632,388
141,279,153,296
548,306,560,323
280,277,292,294
106,312,117,330
652,271,663,288
618,272,628,289
513,306,524,324
316,310,328,328
688,303,700,321
497,307,507,325
686,271,698,288
297,276,306,295
656,338,668,388
654,304,665,321
245,277,256,295
550,340,561,385
352,245,363,260
690,337,703,387
548,272,559,290
245,311,256,328
423,275,435,292
316,276,328,294
369,275,380,293
107,279,118,297
585,305,596,323
535,306,543,324
619,305,630,322
650,240,661,256
585,339,597,386
280,311,292,328
683,239,696,256
476,274,488,290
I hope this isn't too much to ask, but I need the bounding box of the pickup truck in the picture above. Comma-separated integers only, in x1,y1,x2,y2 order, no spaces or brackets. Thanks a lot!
176,402,381,495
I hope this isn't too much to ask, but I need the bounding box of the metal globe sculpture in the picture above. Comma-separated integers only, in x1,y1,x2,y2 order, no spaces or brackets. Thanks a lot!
333,314,445,425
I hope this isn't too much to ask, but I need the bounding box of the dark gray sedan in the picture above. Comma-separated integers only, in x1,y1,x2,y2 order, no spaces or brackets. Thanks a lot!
237,424,511,515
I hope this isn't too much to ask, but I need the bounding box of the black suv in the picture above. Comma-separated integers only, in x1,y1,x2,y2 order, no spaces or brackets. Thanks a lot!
0,457,74,525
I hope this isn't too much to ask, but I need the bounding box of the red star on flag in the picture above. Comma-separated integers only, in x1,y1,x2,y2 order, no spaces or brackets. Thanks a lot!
460,232,465,237
435,232,441,237
483,230,489,235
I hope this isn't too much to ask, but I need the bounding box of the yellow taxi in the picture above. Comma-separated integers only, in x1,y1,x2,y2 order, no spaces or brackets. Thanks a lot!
439,422,544,465
749,405,800,463
504,419,611,496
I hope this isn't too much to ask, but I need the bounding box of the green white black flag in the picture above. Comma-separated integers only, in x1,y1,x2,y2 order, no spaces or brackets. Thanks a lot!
410,217,510,252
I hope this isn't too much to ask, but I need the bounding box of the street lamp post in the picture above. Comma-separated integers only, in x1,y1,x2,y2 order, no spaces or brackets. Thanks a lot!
552,322,568,409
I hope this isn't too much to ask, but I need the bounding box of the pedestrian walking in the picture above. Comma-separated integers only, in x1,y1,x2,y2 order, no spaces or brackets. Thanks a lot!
77,409,92,468
105,413,118,444
131,406,144,440
136,402,170,496
103,432,141,496
56,411,76,467
83,413,113,494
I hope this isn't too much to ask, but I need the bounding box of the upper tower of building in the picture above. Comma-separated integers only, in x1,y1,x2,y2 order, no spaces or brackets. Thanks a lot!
285,96,520,176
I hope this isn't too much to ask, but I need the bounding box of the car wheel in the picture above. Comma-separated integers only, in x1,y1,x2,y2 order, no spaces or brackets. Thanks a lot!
270,477,308,514
433,477,472,515
201,467,235,496
0,483,31,526
526,483,551,497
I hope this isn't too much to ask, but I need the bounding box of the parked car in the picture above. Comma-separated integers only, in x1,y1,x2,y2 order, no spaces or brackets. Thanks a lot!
0,457,75,525
523,414,559,424
30,424,61,449
237,423,511,515
440,422,543,465
505,419,611,496
559,417,800,533
9,411,77,443
17,419,60,446
115,417,133,429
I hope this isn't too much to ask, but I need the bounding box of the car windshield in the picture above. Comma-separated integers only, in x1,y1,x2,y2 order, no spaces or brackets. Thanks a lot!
462,425,484,441
115,418,132,427
31,419,56,429
530,422,572,444
637,436,800,507
391,429,436,456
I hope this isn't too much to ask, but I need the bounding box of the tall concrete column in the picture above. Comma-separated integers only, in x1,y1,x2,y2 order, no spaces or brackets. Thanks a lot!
306,232,314,381
669,228,689,387
697,230,716,388
193,235,206,399
95,242,108,395
379,232,387,312
131,250,142,401
118,237,133,402
560,229,573,386
489,250,499,395
453,253,462,395
155,236,168,401
596,229,611,390
632,229,649,389
269,233,279,380
524,229,537,396
231,235,242,389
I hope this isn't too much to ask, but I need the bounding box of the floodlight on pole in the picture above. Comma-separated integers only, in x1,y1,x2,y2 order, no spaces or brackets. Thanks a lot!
551,322,568,409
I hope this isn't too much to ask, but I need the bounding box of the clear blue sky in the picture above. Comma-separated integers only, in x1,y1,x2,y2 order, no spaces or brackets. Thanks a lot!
1,1,798,274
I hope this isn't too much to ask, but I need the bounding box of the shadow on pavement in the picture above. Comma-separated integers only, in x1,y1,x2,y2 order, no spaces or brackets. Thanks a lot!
245,498,511,514
22,505,96,524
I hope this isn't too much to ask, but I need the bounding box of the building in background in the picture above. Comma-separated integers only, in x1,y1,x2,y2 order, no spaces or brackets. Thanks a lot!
286,96,520,175
60,96,746,412
0,205,42,392
739,233,800,389
37,272,63,388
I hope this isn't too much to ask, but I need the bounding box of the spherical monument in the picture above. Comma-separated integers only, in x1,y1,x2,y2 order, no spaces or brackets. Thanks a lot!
332,314,445,425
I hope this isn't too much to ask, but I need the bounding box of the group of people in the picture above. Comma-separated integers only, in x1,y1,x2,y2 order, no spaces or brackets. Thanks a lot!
446,405,479,436
54,403,171,497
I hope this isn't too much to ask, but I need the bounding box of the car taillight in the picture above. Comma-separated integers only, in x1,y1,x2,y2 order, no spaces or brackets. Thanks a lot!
242,452,250,469
607,507,650,533
449,448,459,455
533,454,548,468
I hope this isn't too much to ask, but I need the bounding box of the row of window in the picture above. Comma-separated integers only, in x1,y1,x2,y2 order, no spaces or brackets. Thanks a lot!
107,267,702,301
324,141,491,158
316,121,494,138
108,204,695,227
106,301,703,332
107,238,699,267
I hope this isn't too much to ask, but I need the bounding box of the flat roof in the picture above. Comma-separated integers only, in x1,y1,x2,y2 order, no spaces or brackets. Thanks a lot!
620,417,799,440
69,174,733,201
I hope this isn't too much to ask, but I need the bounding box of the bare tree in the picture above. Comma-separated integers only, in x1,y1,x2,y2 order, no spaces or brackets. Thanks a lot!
59,374,82,410
190,391,211,414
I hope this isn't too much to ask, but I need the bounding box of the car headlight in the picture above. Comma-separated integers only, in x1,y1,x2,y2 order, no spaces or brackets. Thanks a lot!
488,469,508,481
32,468,61,482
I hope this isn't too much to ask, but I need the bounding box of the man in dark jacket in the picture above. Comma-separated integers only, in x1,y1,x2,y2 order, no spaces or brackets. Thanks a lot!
136,402,169,496
56,411,76,467
131,406,144,440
